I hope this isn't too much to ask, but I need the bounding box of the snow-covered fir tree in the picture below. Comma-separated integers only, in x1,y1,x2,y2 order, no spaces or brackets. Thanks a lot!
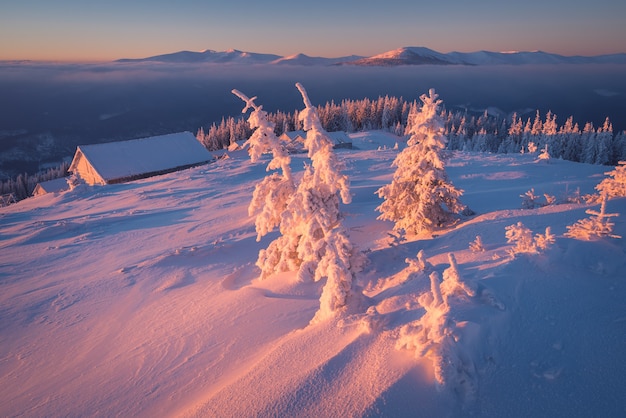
612,131,626,163
581,122,598,164
565,194,621,240
559,116,581,162
596,161,626,199
255,83,363,321
594,118,614,166
195,94,623,166
232,89,295,241
376,89,464,235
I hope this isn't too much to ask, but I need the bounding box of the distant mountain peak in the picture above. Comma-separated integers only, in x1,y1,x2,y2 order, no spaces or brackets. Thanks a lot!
348,46,453,66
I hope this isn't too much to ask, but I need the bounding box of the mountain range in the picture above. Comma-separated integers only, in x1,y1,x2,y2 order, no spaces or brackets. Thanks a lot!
117,46,626,66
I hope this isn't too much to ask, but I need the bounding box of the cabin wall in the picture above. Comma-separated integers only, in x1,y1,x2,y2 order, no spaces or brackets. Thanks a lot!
74,155,106,186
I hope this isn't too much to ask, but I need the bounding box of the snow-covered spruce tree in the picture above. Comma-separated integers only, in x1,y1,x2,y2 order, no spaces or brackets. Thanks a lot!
596,161,626,199
376,89,464,235
564,194,621,240
232,89,295,242
257,83,363,321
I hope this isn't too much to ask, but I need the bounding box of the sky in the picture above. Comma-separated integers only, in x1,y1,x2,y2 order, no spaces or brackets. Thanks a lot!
1,0,625,61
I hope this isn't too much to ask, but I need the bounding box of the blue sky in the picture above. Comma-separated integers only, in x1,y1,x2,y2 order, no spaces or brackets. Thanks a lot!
1,0,625,61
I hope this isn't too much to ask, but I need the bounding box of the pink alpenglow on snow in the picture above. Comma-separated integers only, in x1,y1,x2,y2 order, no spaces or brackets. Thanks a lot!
1,129,625,417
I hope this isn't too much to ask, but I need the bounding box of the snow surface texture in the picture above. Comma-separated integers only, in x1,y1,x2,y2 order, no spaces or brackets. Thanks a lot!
1,131,625,417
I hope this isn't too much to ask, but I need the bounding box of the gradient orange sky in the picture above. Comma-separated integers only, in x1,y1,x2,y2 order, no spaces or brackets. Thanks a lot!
1,0,625,62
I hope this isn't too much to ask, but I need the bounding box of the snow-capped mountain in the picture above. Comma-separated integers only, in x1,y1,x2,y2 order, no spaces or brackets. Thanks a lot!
348,46,626,66
271,53,365,66
347,47,453,66
117,46,626,66
116,48,282,64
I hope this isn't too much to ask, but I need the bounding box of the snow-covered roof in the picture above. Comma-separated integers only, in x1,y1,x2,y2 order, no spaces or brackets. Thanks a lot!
69,132,213,185
280,130,306,141
326,131,350,144
327,132,353,149
32,177,69,196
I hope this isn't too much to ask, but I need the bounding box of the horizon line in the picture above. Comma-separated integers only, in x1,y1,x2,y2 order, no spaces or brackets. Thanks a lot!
3,46,626,64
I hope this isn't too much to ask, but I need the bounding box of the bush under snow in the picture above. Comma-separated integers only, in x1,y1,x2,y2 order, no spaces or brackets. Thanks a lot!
505,222,555,255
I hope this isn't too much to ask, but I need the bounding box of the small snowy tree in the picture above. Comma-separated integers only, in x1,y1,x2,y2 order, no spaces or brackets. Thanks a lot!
232,89,295,241
469,235,485,252
440,253,476,303
535,227,556,251
537,144,550,163
596,161,626,199
505,222,554,255
521,188,542,209
543,193,556,206
405,249,432,274
396,258,487,390
395,270,454,386
565,194,621,240
376,89,464,235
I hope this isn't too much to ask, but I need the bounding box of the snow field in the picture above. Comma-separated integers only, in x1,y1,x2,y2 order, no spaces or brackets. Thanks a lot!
1,131,625,417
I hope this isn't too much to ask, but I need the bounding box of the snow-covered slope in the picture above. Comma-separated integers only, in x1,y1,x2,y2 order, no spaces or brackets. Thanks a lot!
1,131,625,417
